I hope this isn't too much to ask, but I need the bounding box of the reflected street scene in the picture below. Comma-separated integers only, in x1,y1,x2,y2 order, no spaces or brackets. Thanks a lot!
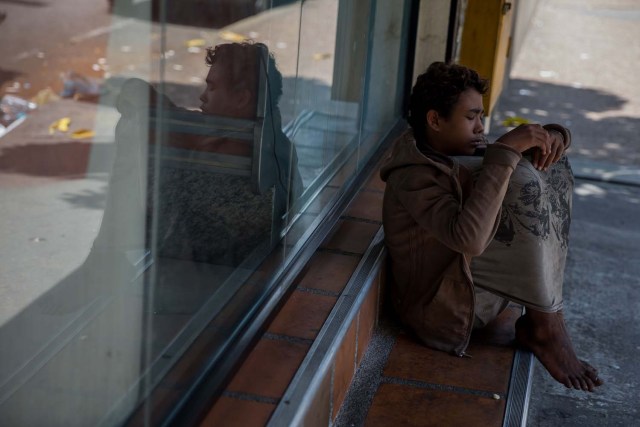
0,0,409,424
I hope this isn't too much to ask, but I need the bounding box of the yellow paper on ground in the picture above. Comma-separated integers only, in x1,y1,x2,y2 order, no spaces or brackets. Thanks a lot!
71,129,95,139
49,117,71,134
185,38,206,48
219,31,247,42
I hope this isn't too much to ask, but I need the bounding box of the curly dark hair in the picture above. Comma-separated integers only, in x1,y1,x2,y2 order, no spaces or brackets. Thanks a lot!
408,62,489,145
205,42,283,108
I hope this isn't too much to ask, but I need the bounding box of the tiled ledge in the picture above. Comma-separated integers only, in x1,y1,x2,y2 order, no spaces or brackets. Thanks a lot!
200,165,388,426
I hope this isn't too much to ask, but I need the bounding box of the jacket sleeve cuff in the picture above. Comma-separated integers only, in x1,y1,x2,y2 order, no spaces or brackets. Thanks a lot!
543,123,572,150
483,143,522,169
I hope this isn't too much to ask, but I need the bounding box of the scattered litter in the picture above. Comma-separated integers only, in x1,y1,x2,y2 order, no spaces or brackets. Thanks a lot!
120,45,132,53
219,30,246,42
172,64,184,71
185,38,206,48
501,116,531,127
492,394,501,400
1,94,37,128
92,64,101,72
5,82,21,93
248,31,259,39
187,46,202,54
59,71,102,99
29,237,47,243
49,117,72,134
276,42,287,49
71,129,95,139
313,52,332,61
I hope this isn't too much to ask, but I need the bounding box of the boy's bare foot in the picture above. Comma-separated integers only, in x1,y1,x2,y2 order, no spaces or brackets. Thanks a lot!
515,310,603,392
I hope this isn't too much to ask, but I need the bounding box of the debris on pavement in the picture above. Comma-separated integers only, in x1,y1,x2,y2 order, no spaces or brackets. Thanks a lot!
185,38,206,48
501,116,532,127
219,30,247,42
32,88,61,106
70,129,95,139
59,71,102,99
49,117,72,134
0,95,37,137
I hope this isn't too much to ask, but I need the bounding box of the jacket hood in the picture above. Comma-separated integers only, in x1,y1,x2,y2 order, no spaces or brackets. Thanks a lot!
380,131,453,182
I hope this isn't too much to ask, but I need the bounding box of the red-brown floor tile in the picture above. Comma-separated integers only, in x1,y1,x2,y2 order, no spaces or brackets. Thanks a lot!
332,318,357,420
383,334,514,394
321,219,380,254
267,290,337,340
357,279,379,364
365,383,505,427
226,338,310,399
200,396,275,427
296,251,361,294
346,190,384,223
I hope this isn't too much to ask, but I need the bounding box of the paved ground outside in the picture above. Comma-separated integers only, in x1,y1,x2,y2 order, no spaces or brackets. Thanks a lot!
486,0,640,425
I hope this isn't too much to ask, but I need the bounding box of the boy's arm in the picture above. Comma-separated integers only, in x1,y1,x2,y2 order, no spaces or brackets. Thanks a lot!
392,144,522,256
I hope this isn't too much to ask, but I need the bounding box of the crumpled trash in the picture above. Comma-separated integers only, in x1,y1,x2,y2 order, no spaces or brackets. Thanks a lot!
501,116,531,127
59,71,102,99
32,87,61,106
49,117,71,134
1,94,37,128
185,38,206,48
70,129,95,139
219,31,247,42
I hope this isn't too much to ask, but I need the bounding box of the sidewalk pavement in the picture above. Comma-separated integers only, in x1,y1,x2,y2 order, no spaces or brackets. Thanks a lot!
486,0,640,425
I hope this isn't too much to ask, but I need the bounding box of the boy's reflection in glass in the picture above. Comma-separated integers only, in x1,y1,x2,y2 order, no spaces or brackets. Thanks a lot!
134,42,302,312
83,42,301,314
145,43,301,268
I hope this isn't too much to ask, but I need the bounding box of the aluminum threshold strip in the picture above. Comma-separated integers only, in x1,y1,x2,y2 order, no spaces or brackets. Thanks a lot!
268,227,386,427
502,348,535,427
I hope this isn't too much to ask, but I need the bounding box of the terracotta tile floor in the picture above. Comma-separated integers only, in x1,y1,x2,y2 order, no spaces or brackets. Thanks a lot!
362,306,522,427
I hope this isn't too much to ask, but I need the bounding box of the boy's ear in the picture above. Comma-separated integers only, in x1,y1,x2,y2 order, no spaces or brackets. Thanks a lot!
235,88,253,111
426,110,440,131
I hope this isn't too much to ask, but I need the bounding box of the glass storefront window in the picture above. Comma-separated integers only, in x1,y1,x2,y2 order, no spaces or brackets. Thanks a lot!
0,0,411,424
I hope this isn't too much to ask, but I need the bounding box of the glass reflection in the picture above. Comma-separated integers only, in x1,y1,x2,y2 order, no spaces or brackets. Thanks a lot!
0,0,410,423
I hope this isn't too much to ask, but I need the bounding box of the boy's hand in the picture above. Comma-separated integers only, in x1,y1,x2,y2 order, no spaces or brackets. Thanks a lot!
532,130,564,170
496,124,551,155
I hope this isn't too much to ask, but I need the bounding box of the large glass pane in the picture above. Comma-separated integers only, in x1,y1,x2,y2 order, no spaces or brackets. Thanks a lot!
0,0,410,424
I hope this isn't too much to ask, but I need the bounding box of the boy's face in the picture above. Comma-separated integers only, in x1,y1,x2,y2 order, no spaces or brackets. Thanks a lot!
199,64,243,118
428,88,485,156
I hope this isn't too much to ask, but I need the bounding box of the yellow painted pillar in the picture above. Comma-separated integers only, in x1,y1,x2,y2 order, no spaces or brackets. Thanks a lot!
458,0,516,118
